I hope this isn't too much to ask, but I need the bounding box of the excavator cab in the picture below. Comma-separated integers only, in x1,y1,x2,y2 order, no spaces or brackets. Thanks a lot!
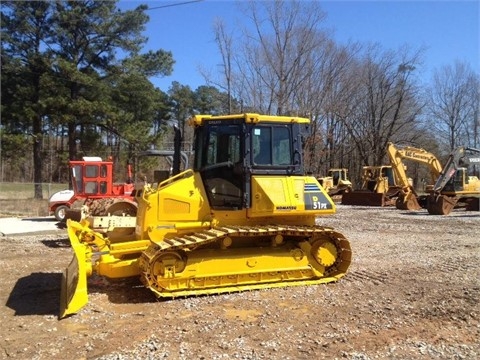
443,168,468,192
328,168,348,187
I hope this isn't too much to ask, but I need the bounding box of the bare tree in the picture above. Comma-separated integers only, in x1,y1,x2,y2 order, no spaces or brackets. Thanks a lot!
202,0,428,184
427,61,478,150
231,0,354,175
340,44,424,168
235,0,328,115
300,41,361,175
216,19,233,113
470,75,480,148
200,18,236,113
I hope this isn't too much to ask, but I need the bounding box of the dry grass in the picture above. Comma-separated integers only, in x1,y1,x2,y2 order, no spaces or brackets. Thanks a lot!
0,182,67,218
0,182,66,199
0,199,50,218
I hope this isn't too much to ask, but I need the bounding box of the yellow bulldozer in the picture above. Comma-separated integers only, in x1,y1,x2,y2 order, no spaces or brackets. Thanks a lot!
61,113,352,318
316,168,353,202
341,165,402,206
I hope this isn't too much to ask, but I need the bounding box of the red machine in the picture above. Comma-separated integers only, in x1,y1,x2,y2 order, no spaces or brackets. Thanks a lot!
48,157,136,221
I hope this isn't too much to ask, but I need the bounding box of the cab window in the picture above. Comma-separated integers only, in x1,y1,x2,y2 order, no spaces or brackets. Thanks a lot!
100,164,108,178
252,126,292,166
199,124,243,209
85,165,98,177
204,125,241,166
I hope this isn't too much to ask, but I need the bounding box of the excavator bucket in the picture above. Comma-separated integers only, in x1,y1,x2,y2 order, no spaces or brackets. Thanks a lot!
59,220,90,318
427,194,457,215
395,193,422,211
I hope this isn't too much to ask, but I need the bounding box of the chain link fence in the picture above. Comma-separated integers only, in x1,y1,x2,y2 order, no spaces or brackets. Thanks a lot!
0,182,68,217
0,182,68,200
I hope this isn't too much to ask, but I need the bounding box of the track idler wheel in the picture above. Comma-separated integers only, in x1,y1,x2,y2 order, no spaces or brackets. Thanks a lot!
311,240,338,267
151,252,186,279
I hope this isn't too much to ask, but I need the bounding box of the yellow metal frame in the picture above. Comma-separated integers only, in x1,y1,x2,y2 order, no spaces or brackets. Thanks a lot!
189,113,310,126
61,114,352,318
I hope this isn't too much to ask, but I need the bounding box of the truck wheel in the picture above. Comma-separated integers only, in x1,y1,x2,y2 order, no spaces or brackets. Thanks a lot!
55,205,69,222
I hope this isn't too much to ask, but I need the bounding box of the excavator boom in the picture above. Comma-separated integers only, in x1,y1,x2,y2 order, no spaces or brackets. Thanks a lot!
432,146,480,192
386,142,443,210
427,146,480,215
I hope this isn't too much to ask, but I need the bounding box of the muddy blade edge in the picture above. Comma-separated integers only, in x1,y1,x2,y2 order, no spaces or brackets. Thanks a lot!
59,221,89,319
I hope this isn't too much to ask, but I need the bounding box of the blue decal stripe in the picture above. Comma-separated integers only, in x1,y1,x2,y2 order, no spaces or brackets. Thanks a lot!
304,184,321,192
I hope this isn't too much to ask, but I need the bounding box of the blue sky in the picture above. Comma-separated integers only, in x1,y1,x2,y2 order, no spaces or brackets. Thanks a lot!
118,0,480,91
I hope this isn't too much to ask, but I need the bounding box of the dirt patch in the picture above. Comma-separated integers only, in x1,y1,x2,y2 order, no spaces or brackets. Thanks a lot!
0,206,479,359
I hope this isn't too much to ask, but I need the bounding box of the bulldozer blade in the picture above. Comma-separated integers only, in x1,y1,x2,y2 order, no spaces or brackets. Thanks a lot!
342,192,386,206
59,221,89,319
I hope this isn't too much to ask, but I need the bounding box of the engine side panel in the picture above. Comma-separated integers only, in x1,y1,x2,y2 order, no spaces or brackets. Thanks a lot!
248,175,335,218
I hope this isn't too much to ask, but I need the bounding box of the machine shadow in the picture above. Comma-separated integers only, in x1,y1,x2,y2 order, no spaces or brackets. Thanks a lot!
6,272,62,316
402,210,428,216
6,273,160,317
87,276,159,305
55,221,67,229
41,238,70,248
20,216,67,230
402,210,480,217
21,217,56,222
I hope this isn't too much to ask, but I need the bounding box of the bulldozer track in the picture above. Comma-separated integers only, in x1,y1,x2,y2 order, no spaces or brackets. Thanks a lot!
142,224,336,252
344,270,389,284
139,224,351,297
433,260,475,273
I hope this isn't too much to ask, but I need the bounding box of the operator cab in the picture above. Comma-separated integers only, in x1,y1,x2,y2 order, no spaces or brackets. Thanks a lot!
70,158,112,196
443,168,468,192
192,114,308,210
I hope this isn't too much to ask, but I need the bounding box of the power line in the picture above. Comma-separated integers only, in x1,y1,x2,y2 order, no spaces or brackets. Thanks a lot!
147,0,204,11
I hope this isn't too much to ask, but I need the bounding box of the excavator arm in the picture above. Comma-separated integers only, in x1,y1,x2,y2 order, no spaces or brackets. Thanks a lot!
386,143,423,210
427,146,480,215
433,147,480,193
386,142,447,210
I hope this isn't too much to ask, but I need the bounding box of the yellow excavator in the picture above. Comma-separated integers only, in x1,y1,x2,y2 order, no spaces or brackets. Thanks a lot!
386,142,443,210
61,114,352,318
427,146,480,215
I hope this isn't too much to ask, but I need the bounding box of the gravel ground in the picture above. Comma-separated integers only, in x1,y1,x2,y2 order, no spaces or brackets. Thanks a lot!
0,205,479,359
